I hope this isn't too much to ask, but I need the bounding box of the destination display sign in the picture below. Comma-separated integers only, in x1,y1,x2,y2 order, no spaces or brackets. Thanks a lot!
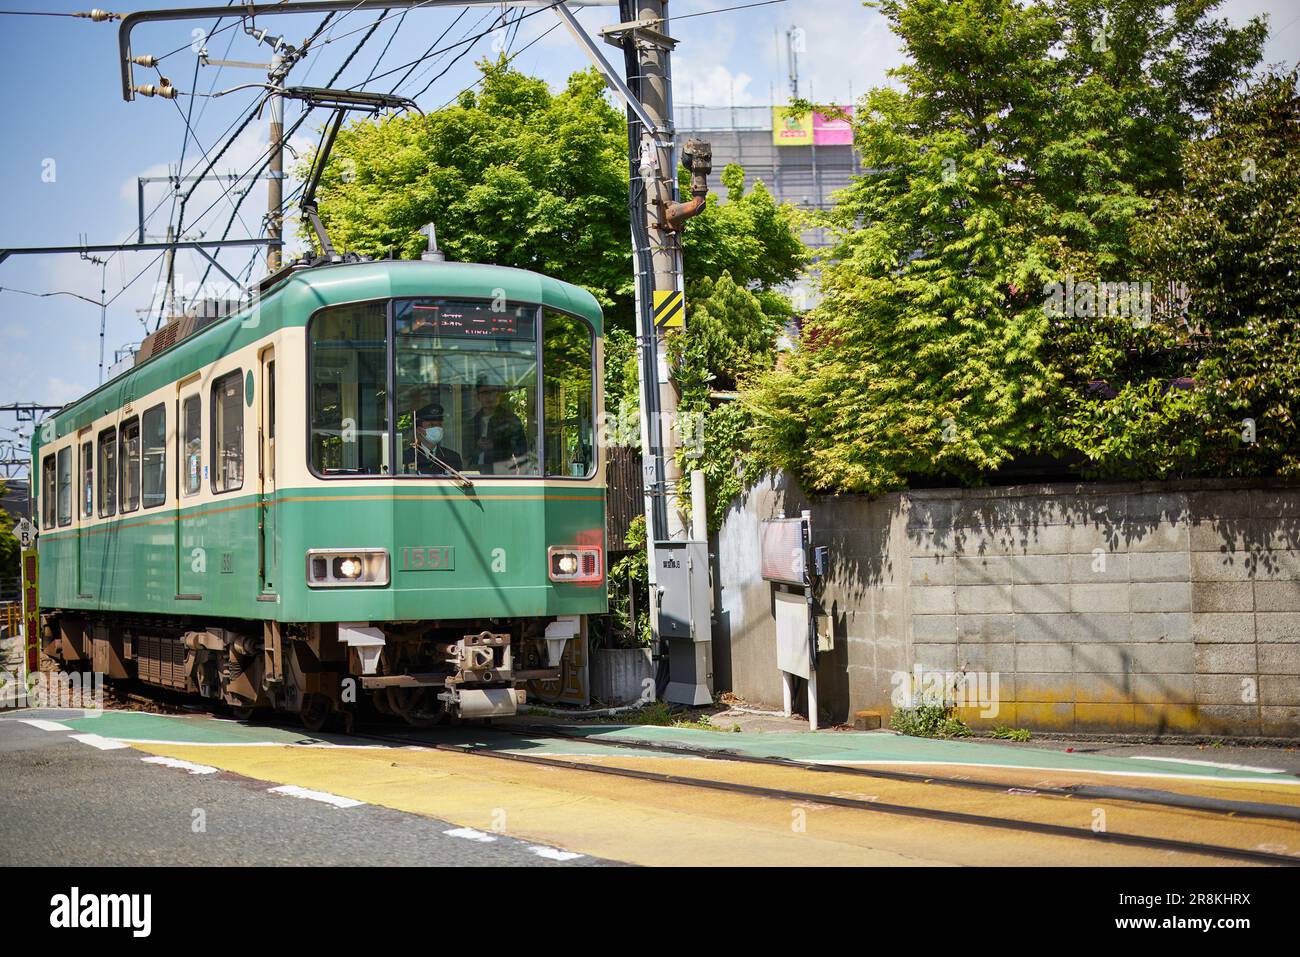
403,300,532,339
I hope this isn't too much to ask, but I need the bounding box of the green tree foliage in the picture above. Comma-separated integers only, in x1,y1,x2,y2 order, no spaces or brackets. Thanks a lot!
669,169,805,530
316,61,634,323
0,482,18,594
747,0,1267,495
1062,69,1300,477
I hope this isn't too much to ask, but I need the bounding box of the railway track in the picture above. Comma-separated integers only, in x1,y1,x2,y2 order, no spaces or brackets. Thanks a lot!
352,725,1300,867
86,686,1300,866
509,723,1300,824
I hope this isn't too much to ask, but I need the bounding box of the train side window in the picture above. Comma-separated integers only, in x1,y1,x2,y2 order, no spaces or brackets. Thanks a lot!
212,369,244,493
309,303,388,475
142,403,166,508
542,310,596,478
41,453,56,529
81,440,94,518
56,446,72,527
97,428,116,517
182,394,201,496
119,417,141,513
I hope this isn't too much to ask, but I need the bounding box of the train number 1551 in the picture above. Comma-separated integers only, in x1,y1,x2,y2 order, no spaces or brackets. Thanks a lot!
401,546,455,571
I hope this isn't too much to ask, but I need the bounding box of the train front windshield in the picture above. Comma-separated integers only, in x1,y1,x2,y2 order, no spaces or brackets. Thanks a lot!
309,298,595,478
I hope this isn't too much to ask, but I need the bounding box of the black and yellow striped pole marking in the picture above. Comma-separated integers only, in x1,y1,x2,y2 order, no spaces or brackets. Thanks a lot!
653,290,685,330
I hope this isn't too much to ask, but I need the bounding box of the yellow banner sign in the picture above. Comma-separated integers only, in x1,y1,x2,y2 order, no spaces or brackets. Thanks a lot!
772,107,814,146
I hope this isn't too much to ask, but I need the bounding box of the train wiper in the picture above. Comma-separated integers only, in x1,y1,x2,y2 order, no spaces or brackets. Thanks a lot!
413,441,475,490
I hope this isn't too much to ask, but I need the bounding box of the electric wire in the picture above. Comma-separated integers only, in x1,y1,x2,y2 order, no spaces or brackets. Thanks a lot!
674,0,791,20
356,2,553,91
406,8,507,103
191,8,385,290
431,16,563,112
385,7,468,95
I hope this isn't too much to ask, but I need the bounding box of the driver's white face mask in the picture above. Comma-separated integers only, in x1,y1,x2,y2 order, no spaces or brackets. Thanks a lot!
423,426,444,445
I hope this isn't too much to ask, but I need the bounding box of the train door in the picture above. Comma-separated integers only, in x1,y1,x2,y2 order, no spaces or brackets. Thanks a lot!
175,374,204,599
76,430,93,601
258,347,277,594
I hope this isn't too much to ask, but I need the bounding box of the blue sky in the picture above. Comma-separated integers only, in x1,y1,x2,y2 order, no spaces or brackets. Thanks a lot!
0,0,1298,429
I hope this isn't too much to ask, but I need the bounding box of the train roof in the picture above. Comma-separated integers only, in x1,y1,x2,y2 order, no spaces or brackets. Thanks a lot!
34,259,603,449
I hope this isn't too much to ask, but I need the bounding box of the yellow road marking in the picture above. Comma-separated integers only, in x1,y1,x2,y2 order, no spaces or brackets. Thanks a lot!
127,741,1290,867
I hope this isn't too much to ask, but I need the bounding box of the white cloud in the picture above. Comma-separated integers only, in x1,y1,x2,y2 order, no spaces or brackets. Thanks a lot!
674,63,758,107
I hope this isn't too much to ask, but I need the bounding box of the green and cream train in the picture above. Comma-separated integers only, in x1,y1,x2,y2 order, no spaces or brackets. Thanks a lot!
30,258,606,727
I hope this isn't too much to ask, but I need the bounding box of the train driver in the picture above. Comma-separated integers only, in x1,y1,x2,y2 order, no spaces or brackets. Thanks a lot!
403,404,464,475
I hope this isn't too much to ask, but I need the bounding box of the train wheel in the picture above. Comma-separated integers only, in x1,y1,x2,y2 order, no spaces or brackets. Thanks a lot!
231,704,258,722
299,693,332,733
386,686,447,728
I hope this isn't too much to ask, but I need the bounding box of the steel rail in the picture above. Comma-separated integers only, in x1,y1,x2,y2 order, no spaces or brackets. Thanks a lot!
505,724,1300,824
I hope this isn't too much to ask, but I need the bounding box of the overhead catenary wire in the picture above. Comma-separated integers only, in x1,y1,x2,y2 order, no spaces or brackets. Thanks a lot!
199,4,523,285
159,16,323,300
355,2,555,92
405,7,508,102
0,8,114,16
673,0,790,20
364,7,408,83
385,7,468,94
0,286,104,307
431,15,562,112
193,8,392,290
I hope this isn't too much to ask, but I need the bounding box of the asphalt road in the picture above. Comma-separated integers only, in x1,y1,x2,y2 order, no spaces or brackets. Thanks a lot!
0,716,611,866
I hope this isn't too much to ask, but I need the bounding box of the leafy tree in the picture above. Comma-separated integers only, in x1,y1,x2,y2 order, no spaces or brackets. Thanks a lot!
0,482,18,597
316,61,634,324
748,0,1266,495
1061,69,1300,477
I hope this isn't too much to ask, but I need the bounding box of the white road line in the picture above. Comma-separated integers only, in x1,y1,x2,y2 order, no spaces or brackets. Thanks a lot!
266,784,364,808
444,827,497,843
1132,756,1290,774
805,758,1300,783
69,733,130,751
18,719,71,732
140,756,218,775
528,845,584,862
72,738,387,750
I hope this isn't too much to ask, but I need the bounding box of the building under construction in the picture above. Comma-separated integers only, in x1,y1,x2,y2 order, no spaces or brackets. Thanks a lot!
676,103,861,255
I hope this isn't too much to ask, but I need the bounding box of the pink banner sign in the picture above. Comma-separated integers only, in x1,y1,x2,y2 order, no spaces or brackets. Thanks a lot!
813,107,854,146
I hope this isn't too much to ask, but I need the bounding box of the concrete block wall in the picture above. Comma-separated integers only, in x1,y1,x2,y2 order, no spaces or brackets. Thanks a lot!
711,475,1300,738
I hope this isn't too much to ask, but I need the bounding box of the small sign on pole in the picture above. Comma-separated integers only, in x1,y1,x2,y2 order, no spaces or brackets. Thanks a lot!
652,290,685,330
21,548,39,683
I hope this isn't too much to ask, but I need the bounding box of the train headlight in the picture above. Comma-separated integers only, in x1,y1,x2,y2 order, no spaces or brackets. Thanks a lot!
306,548,389,587
548,546,602,583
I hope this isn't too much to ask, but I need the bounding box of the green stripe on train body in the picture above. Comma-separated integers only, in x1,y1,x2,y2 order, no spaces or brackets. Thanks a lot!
39,485,608,621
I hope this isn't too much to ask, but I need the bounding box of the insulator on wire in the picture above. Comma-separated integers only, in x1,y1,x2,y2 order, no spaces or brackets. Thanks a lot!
131,55,158,68
134,83,178,100
77,9,119,21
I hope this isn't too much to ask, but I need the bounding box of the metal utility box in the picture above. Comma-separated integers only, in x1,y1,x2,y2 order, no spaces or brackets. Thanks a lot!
654,540,710,641
759,517,810,585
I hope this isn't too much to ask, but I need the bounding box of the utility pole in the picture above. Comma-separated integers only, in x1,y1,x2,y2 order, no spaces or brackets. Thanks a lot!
267,51,286,272
606,0,713,705
786,25,800,100
161,223,177,320
637,0,686,543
